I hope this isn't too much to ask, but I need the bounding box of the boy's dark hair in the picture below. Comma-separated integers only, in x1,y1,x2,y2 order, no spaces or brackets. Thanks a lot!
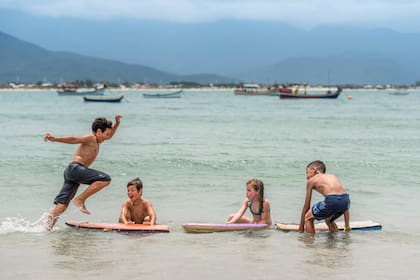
127,177,143,191
307,160,326,173
92,117,113,133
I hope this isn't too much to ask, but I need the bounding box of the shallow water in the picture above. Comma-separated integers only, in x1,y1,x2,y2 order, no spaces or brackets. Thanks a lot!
0,90,419,279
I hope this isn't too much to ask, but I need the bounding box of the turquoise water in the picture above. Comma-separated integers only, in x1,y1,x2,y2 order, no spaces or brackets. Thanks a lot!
0,90,419,279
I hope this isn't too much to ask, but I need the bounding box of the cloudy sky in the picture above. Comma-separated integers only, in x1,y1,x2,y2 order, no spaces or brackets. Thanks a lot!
1,0,420,32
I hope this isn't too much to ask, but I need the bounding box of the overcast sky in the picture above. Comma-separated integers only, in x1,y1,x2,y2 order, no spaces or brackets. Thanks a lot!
1,0,420,32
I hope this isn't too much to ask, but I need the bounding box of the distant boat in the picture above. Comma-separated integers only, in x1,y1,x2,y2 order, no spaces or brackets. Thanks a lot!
83,94,124,103
278,87,293,94
278,84,310,95
234,84,278,96
279,87,342,99
389,91,409,96
143,90,182,98
57,84,106,96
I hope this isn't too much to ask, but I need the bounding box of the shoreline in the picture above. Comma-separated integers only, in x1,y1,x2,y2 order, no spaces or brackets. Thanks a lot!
0,87,418,93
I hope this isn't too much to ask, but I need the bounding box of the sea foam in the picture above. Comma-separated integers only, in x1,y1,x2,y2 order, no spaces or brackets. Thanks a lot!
0,212,49,233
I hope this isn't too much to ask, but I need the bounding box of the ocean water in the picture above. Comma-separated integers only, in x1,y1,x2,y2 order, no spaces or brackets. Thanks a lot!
0,89,419,279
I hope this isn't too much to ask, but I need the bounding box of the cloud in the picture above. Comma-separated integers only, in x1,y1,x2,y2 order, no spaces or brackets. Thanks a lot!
2,0,420,32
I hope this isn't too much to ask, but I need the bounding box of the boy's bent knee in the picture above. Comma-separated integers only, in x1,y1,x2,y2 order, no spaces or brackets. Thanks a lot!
92,180,111,188
102,173,111,181
102,180,111,187
304,211,315,222
99,173,111,183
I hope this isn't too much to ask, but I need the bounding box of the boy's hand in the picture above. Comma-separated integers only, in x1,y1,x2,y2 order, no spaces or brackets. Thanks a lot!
115,115,123,123
44,133,55,142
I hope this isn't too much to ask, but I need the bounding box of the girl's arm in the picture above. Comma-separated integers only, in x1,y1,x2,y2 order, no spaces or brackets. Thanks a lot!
227,198,249,223
260,200,272,225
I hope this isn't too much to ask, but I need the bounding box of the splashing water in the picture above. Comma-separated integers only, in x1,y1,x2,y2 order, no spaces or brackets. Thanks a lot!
0,212,49,234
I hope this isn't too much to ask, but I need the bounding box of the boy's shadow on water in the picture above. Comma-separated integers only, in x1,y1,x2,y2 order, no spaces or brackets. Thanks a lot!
298,231,352,268
49,227,157,272
49,230,103,272
49,230,132,271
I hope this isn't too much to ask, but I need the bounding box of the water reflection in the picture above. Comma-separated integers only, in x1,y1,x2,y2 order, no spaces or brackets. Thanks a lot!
50,230,106,272
298,231,352,269
49,228,164,274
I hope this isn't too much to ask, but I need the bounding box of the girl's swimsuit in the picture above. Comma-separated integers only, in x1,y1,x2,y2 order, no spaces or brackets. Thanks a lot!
249,200,262,216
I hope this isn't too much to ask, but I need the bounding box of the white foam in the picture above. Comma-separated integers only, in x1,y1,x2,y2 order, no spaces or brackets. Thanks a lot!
0,212,50,234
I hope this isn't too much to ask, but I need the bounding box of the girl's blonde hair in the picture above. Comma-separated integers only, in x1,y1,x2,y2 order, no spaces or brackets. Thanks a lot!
247,178,265,213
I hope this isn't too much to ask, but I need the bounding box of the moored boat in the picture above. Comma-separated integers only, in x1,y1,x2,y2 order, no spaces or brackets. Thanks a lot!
278,84,294,94
278,87,293,94
279,87,342,99
389,91,409,96
234,83,278,96
57,83,106,96
143,90,182,98
83,94,124,103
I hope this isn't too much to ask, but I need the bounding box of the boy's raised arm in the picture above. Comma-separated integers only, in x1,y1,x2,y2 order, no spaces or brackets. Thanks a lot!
110,114,123,138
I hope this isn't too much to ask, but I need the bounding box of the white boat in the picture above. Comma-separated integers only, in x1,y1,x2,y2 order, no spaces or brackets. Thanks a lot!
279,87,342,99
57,84,106,96
234,84,278,96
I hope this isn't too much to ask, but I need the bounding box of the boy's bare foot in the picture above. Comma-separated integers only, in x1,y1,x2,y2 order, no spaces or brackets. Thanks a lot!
73,199,91,214
46,214,59,231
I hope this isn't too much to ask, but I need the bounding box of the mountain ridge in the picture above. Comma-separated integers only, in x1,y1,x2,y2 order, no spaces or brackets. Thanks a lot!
2,9,420,82
0,31,235,84
1,20,420,85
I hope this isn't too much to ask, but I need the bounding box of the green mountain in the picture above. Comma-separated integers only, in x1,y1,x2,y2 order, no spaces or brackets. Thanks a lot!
0,31,235,84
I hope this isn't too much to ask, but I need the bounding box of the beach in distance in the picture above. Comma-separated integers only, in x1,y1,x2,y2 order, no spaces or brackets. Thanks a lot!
0,89,419,279
1,85,419,93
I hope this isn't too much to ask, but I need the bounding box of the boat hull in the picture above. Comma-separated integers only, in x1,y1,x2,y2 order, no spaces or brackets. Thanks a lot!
234,89,278,96
279,88,342,99
143,90,182,98
58,87,106,96
83,94,124,102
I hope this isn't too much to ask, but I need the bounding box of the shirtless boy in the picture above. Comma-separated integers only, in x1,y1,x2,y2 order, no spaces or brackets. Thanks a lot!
299,160,350,234
119,177,156,225
44,115,122,230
